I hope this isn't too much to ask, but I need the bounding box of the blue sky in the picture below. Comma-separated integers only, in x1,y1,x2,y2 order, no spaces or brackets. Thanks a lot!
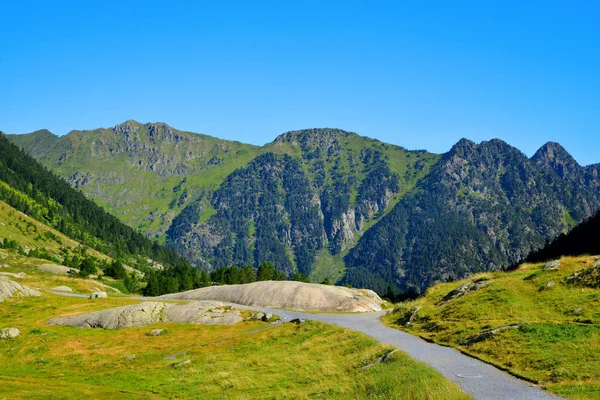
1,1,599,165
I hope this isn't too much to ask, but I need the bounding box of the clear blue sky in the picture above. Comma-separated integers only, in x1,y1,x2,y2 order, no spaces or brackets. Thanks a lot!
1,1,599,165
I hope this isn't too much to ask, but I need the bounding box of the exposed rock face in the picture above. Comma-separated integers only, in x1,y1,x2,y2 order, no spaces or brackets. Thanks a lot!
0,327,20,339
49,301,241,329
158,281,385,312
565,262,600,288
440,279,490,303
0,276,41,302
543,260,561,270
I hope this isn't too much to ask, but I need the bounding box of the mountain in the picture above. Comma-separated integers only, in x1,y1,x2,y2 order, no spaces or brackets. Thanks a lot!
342,139,600,294
9,122,600,295
166,128,439,280
8,121,260,238
526,209,600,263
0,131,185,266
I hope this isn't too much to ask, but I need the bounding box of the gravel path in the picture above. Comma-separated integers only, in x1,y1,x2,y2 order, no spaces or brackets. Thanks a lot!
45,291,563,399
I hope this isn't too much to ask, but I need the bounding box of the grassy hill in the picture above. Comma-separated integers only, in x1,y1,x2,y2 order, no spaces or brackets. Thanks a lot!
384,255,600,399
8,121,260,239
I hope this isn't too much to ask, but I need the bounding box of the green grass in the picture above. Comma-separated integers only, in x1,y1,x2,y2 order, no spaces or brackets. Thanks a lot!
0,291,469,399
383,256,600,399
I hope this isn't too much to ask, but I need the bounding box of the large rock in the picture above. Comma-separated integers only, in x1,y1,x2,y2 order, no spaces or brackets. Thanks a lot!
440,279,489,303
0,276,41,302
38,264,79,275
157,281,384,312
89,291,107,299
49,300,242,329
0,272,26,279
543,260,561,271
51,286,73,293
0,327,20,339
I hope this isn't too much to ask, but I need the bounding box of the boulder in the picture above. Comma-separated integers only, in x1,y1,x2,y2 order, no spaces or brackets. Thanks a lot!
543,260,561,271
0,276,41,302
89,292,107,299
465,325,521,346
51,286,73,293
49,301,242,329
148,329,166,336
0,327,20,339
174,360,191,368
250,312,265,321
0,272,25,279
440,279,489,303
38,264,79,275
546,281,556,288
157,281,385,312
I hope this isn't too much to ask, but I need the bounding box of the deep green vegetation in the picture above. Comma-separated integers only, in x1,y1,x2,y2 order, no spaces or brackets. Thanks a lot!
0,132,186,267
527,209,600,263
343,139,600,295
167,128,438,281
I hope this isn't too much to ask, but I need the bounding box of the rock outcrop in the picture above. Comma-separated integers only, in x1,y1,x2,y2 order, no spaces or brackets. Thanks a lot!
440,279,490,303
158,281,385,312
49,301,241,329
0,327,20,339
38,264,79,275
0,276,41,302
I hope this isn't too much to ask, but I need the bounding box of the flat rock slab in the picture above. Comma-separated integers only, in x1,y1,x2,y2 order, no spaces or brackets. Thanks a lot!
49,301,242,329
0,276,41,302
51,286,73,293
38,264,79,275
158,281,384,312
0,272,26,279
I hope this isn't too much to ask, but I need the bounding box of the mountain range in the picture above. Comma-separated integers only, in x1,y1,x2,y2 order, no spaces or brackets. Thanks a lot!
7,121,600,294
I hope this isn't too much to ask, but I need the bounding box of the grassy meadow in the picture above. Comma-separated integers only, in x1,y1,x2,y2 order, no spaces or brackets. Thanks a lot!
384,256,600,399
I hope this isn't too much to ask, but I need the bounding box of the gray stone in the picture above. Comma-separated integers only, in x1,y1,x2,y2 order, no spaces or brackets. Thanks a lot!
546,281,555,288
51,286,73,293
165,351,187,360
126,354,136,360
263,313,273,322
0,276,41,302
441,280,489,303
543,260,561,271
174,359,191,368
250,312,265,320
89,291,107,299
50,300,242,329
361,350,398,370
38,264,79,275
0,272,25,279
572,307,583,314
465,325,521,346
148,329,165,336
157,280,385,313
1,327,20,339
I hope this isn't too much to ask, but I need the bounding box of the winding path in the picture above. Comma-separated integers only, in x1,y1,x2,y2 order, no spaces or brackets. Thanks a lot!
46,291,562,399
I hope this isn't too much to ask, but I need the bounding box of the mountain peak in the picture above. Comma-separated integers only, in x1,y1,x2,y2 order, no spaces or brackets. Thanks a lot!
532,141,582,179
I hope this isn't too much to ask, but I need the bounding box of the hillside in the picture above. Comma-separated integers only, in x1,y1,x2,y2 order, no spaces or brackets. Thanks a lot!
526,209,600,263
166,128,439,280
384,255,600,399
0,131,187,268
8,121,260,238
343,139,600,294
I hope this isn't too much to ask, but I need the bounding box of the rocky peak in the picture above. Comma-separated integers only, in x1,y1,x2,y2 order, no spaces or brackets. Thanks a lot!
273,128,356,158
532,141,583,180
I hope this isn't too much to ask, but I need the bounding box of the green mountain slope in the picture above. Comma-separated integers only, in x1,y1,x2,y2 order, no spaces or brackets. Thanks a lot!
166,128,439,279
8,121,260,238
343,139,600,295
0,131,185,267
